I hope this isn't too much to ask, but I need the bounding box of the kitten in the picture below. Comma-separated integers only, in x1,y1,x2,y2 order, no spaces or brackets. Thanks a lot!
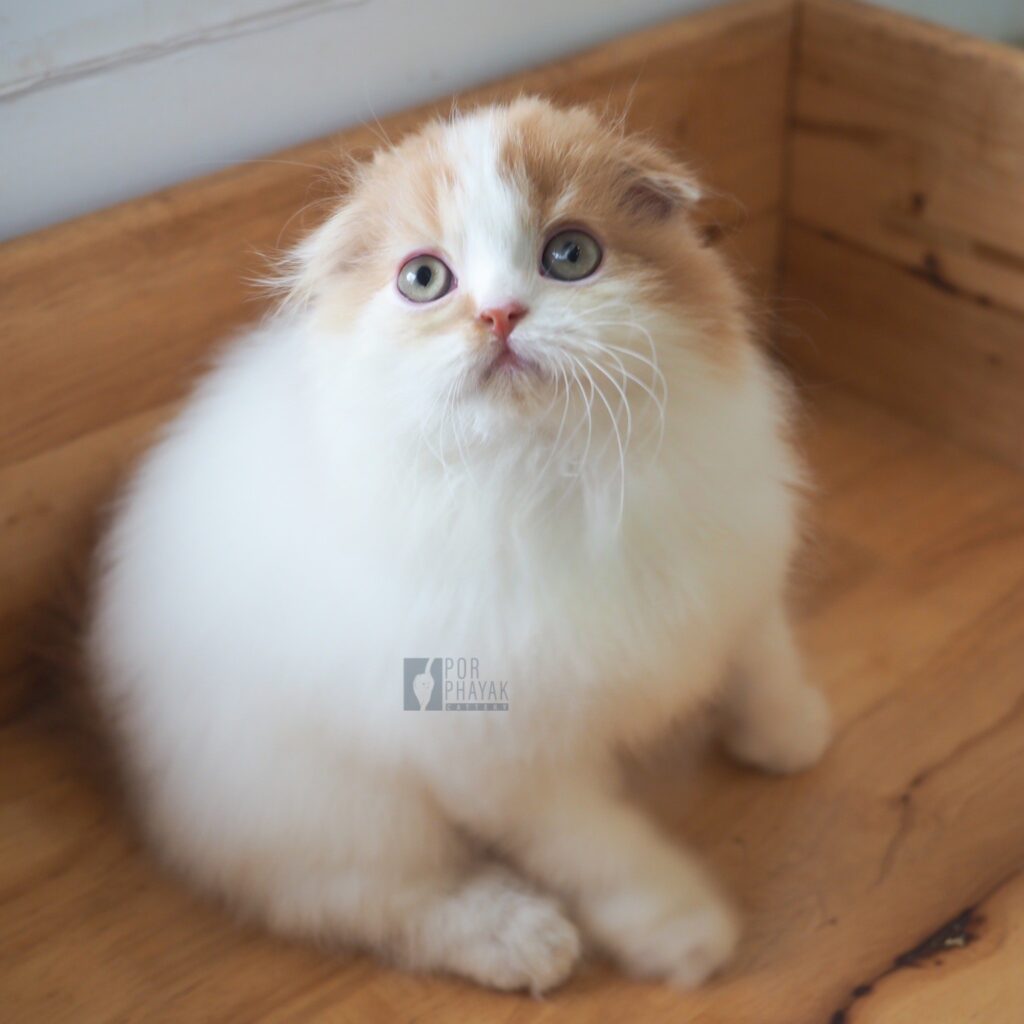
87,98,831,993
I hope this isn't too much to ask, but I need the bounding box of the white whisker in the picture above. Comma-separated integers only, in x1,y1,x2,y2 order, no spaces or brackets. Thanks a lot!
576,358,626,525
533,362,573,488
570,338,666,454
584,355,633,456
419,380,452,470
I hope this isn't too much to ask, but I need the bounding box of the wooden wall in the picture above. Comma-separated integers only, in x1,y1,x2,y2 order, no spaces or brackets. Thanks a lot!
780,0,1024,467
0,0,794,704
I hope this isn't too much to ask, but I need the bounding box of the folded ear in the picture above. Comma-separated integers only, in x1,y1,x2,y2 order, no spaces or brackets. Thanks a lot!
269,206,353,310
615,141,703,221
264,149,379,309
270,184,383,310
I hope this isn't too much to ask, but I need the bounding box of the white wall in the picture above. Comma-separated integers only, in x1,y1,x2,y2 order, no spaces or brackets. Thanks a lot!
1,0,1021,241
881,0,1023,42
0,0,715,240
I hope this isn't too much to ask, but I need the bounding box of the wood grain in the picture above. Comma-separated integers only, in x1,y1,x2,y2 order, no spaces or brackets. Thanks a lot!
781,0,1024,467
836,873,1024,1023
4,0,1024,1017
3,386,1023,1023
781,225,1024,467
0,403,177,703
791,0,1024,318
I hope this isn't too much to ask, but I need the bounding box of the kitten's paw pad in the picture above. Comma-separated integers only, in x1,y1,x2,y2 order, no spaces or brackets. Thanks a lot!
725,684,831,775
468,893,581,994
618,899,740,988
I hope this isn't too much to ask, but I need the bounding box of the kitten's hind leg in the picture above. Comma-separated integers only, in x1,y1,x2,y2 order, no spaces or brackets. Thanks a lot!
250,792,580,993
721,601,831,774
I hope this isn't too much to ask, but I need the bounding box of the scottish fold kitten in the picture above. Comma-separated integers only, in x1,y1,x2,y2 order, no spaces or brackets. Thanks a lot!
88,98,830,992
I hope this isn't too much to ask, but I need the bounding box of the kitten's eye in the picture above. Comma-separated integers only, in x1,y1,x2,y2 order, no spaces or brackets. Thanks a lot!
397,254,454,303
541,229,602,282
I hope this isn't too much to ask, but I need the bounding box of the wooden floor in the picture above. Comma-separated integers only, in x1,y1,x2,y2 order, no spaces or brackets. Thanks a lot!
3,384,1023,1023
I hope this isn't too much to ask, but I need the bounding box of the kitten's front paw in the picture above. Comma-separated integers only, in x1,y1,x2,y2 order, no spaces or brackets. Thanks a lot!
605,893,740,988
468,889,581,994
725,683,831,775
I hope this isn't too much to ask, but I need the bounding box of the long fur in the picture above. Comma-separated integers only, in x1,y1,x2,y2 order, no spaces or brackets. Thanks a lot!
87,99,831,992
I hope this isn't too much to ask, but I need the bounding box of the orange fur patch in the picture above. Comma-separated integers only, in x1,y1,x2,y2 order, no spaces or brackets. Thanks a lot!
306,98,751,368
498,99,747,366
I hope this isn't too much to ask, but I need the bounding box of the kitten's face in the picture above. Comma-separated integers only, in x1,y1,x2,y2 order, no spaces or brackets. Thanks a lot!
293,99,744,463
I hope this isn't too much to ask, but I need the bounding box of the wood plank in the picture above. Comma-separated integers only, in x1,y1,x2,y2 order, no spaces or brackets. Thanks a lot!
4,386,1024,1022
0,0,793,469
719,210,781,298
782,0,1024,466
832,872,1024,1023
0,403,178,703
791,0,1024,318
780,225,1024,469
793,0,1024,313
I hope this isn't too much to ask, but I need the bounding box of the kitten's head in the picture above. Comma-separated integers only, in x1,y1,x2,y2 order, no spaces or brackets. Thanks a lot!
285,98,747,475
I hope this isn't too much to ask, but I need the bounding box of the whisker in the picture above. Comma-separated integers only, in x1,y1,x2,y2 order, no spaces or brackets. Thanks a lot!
570,338,666,451
577,359,626,526
565,357,595,473
584,355,633,456
572,314,661,455
450,374,474,481
533,362,573,488
605,352,666,453
421,376,457,472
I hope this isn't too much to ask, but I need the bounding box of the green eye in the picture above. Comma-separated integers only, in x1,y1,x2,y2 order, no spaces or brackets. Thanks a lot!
541,229,602,281
397,254,454,302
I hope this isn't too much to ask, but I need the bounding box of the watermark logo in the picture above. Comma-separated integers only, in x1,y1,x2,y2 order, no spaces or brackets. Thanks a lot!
404,657,444,711
403,657,509,711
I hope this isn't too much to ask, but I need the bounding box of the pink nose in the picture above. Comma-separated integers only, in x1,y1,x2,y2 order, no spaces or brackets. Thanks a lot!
478,302,528,344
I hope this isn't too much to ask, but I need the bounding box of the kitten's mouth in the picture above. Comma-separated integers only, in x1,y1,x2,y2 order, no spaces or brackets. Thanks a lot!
480,348,541,386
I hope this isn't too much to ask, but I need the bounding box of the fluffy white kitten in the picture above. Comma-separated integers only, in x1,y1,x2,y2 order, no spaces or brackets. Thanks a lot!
88,99,830,993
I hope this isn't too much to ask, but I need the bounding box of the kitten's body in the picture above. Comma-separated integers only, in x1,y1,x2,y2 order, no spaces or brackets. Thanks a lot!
89,100,830,992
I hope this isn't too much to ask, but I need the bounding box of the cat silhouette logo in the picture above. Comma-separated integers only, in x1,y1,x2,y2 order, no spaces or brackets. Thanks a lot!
404,658,443,710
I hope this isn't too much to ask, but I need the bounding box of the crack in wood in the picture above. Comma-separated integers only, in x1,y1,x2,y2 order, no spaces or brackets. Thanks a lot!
912,252,960,296
792,117,891,147
875,691,1024,886
881,206,1024,287
875,791,913,887
794,221,1024,319
972,239,1024,275
828,907,983,1023
827,869,1022,1024
907,689,1024,794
